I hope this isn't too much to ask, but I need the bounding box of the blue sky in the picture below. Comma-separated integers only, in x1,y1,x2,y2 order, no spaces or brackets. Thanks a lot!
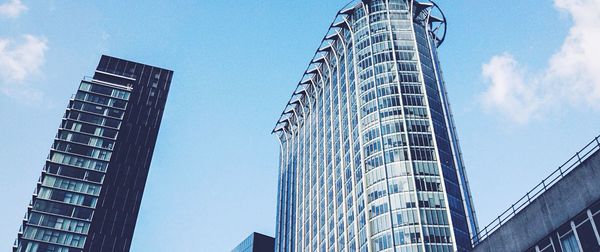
1,0,599,251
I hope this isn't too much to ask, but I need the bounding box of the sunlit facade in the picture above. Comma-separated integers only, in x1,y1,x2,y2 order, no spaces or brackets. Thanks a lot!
13,55,173,252
272,1,478,251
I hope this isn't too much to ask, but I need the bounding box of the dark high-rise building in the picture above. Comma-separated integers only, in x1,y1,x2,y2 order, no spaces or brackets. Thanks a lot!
272,0,478,251
232,232,276,252
13,55,173,252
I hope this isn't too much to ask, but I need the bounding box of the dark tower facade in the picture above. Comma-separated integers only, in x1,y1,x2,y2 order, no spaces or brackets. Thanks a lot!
13,55,173,252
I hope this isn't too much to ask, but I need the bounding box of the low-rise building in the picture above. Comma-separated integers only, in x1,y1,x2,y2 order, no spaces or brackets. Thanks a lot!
472,135,600,252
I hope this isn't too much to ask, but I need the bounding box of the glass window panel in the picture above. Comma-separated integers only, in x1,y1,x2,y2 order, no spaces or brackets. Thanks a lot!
73,207,92,220
86,171,103,183
57,166,85,179
112,99,127,109
560,232,580,252
104,118,120,128
576,221,600,251
89,84,113,96
551,235,562,252
79,82,91,91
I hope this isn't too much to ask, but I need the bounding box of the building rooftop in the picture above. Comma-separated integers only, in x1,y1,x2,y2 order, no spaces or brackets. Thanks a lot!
472,133,600,250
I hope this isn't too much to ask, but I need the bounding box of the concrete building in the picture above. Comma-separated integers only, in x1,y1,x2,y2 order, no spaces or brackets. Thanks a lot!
13,55,173,252
472,135,600,252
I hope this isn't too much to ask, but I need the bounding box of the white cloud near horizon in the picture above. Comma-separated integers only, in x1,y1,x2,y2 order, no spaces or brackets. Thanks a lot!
481,0,600,123
0,34,48,102
0,0,27,18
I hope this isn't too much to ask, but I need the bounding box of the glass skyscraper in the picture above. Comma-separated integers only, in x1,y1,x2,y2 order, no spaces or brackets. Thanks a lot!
13,55,173,252
272,1,478,251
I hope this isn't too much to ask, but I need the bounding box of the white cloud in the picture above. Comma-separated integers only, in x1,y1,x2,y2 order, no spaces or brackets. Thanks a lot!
481,54,545,123
0,34,48,101
0,0,27,18
1,85,43,103
480,0,600,123
0,34,48,82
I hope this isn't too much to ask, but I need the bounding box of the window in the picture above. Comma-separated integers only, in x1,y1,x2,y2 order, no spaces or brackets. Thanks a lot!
86,171,103,183
89,83,113,96
85,92,110,105
23,241,40,252
50,152,108,172
102,128,117,138
78,113,103,125
372,233,392,251
50,165,85,179
104,118,120,128
112,89,130,100
112,99,127,109
74,222,86,233
86,184,99,195
77,123,96,134
73,207,93,220
29,213,42,225
79,82,91,91
576,221,600,251
561,232,580,252
71,234,83,247
33,200,74,216
71,133,91,145
106,109,123,118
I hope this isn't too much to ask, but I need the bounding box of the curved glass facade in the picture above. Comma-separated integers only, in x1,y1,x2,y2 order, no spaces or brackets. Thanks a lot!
273,1,477,252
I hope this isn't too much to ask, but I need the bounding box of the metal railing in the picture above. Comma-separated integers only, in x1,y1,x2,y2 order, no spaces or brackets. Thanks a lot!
472,134,600,246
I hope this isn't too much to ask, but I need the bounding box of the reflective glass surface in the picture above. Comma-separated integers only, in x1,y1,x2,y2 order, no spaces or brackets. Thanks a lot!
274,1,477,251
